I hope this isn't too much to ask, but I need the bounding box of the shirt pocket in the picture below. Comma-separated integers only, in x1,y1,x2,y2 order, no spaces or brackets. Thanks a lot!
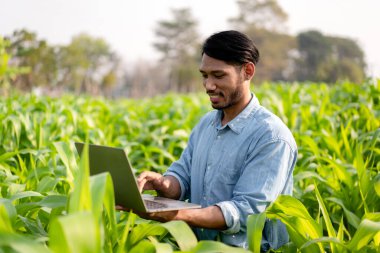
217,150,241,185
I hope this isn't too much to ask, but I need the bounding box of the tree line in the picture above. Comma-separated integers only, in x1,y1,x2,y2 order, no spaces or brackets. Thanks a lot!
0,0,367,97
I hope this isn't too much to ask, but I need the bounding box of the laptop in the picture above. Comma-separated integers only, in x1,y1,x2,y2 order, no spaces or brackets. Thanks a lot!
75,142,201,212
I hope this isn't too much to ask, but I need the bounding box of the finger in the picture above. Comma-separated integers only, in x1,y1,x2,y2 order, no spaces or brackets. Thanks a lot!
137,172,161,190
137,171,153,181
115,205,130,211
138,171,161,182
137,178,147,193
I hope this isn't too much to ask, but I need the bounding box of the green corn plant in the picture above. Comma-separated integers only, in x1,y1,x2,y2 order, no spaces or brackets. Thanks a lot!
0,81,379,252
262,192,380,252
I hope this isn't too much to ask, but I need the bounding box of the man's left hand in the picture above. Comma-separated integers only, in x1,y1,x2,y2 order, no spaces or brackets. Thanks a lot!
137,210,179,222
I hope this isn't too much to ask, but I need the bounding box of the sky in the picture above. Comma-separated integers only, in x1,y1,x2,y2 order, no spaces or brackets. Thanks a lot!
1,0,379,77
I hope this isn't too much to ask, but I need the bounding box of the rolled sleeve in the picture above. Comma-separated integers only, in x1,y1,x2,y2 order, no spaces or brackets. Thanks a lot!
215,201,241,234
224,138,296,232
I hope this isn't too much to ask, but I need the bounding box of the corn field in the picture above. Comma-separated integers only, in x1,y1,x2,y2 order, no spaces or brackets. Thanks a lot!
0,81,379,253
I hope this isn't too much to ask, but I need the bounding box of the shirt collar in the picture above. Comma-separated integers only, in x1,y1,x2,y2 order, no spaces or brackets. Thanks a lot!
212,93,260,134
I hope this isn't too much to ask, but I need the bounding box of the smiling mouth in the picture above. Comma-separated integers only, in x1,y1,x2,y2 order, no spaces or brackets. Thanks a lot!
208,93,223,103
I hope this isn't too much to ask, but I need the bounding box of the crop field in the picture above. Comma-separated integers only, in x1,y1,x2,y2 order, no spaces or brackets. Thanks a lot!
0,81,379,252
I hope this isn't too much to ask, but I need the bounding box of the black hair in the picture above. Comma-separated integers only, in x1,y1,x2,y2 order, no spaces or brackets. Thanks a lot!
201,30,260,65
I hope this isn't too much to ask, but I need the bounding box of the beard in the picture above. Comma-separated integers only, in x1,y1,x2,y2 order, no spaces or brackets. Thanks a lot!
210,88,243,110
210,74,246,110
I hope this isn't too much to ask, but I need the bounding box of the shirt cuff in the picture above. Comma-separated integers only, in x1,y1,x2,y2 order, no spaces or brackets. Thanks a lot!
215,201,241,234
163,171,186,200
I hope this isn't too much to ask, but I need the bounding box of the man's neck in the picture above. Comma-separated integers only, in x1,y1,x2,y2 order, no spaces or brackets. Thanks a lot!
221,93,252,126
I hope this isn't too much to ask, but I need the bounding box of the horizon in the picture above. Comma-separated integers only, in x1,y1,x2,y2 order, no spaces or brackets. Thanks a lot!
1,0,379,77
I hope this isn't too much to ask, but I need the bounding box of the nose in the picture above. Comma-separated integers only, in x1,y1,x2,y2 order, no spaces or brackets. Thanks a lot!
203,77,216,91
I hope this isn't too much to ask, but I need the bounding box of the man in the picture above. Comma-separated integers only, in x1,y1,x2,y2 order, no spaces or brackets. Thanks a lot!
137,30,297,250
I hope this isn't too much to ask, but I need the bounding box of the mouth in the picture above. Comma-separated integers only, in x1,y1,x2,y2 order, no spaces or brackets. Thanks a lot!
208,92,223,103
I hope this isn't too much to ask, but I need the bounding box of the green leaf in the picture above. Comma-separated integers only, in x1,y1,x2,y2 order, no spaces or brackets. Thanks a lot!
161,220,198,251
247,212,266,253
68,142,91,213
90,172,117,245
299,237,348,251
347,219,380,251
128,223,167,248
129,239,155,253
54,142,77,182
326,197,361,228
0,198,17,225
37,176,59,193
183,240,250,253
0,201,14,233
90,172,116,222
38,195,67,209
9,191,43,201
0,232,51,253
149,236,173,253
117,212,136,253
0,151,19,163
49,212,101,253
314,184,337,252
266,195,323,253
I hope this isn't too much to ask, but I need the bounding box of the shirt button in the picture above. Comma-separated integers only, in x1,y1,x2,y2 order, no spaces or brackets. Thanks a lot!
207,166,210,169
217,135,221,139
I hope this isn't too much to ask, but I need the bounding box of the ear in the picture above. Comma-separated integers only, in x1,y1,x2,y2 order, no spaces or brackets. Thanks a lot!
244,62,255,80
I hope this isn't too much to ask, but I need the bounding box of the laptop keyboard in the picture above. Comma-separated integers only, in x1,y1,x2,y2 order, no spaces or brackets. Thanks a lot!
144,199,168,209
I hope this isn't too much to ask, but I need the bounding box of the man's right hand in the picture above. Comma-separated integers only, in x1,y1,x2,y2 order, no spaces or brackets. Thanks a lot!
137,172,181,199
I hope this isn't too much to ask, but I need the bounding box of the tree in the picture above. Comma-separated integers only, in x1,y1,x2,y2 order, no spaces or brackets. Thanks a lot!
229,0,288,33
326,36,366,83
58,33,120,95
295,30,331,81
295,30,366,83
5,29,57,91
153,8,202,92
0,36,29,96
229,0,296,83
247,27,296,82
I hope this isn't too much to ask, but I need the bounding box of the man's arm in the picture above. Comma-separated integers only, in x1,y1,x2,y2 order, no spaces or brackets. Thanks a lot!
137,205,227,230
136,171,227,229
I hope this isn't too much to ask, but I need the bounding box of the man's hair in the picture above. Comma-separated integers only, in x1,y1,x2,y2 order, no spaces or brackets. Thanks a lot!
202,30,260,65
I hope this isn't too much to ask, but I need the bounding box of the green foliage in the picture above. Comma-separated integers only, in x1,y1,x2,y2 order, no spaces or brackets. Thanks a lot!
229,0,288,33
0,35,29,96
229,0,368,83
247,212,266,253
295,30,366,83
0,81,379,252
59,33,119,94
3,29,119,96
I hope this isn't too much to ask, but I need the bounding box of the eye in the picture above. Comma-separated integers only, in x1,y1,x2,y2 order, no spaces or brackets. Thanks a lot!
214,74,225,79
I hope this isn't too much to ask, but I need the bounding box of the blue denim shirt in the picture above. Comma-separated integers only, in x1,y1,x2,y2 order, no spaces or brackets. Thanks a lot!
164,94,297,249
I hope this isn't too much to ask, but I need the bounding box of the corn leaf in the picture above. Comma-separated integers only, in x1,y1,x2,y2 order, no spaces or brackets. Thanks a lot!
0,232,51,253
68,142,91,213
347,219,380,251
161,220,198,251
181,240,250,253
247,212,266,253
49,212,101,253
314,184,337,252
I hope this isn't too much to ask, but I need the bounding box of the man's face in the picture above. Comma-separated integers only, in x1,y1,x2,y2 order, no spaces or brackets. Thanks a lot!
199,54,247,110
